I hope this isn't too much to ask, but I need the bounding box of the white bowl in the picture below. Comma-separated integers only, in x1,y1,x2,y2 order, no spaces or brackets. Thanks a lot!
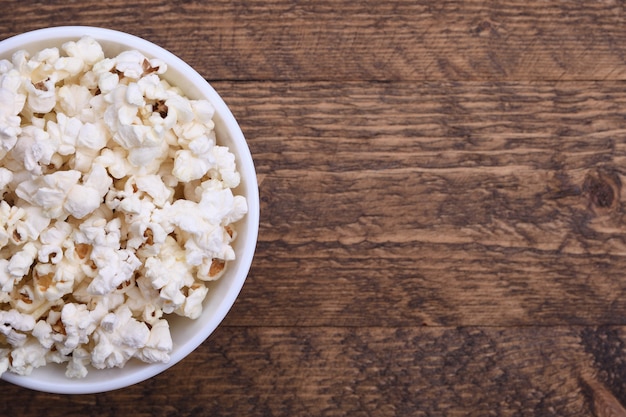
0,26,259,394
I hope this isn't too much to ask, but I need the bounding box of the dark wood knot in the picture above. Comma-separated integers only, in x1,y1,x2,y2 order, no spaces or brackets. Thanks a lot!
583,169,621,212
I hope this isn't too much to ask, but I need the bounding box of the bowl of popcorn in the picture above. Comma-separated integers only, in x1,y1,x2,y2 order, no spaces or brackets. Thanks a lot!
0,26,259,393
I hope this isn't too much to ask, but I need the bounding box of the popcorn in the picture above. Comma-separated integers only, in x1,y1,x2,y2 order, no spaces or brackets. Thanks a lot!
91,305,150,369
135,318,172,363
0,37,247,378
0,309,35,347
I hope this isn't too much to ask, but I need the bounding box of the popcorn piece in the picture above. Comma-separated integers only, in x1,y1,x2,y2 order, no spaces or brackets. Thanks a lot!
62,36,105,66
0,70,25,154
134,174,173,208
10,125,54,175
0,309,36,347
11,283,55,318
0,201,25,249
32,319,55,349
16,170,82,218
135,318,172,363
33,263,71,301
60,302,97,354
14,205,52,242
0,167,13,194
87,245,141,295
114,50,151,79
57,84,93,117
9,338,49,375
178,283,208,319
37,221,73,264
211,146,241,189
124,279,163,324
144,236,194,314
72,122,109,172
65,346,90,378
25,74,57,114
172,135,215,182
8,242,38,281
91,305,150,369
46,112,82,156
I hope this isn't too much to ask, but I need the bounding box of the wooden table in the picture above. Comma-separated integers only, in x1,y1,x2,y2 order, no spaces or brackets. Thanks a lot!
2,0,626,415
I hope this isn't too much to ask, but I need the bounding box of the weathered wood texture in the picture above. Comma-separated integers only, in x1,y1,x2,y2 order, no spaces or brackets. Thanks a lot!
3,325,626,416
210,80,626,327
2,0,626,81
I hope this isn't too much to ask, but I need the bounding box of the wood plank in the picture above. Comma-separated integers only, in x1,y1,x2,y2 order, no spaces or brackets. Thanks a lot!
3,1,626,81
207,81,626,327
3,325,625,416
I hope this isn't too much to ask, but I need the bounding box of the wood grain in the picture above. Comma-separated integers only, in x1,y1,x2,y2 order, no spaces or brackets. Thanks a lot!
3,325,626,416
3,0,626,81
207,80,626,327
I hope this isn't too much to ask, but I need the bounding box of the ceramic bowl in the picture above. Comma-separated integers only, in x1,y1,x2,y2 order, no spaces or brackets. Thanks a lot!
0,26,259,394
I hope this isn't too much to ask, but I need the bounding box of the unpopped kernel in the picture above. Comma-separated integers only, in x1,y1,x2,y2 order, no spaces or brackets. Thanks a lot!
0,37,247,378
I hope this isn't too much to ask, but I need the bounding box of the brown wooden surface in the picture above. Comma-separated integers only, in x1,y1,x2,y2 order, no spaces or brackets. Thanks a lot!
3,0,626,415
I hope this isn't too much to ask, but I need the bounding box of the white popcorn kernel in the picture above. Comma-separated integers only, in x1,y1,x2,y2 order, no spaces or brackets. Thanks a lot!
11,284,61,320
62,36,105,66
95,147,132,179
9,338,48,375
178,283,208,319
87,246,141,296
133,174,174,208
64,184,102,219
0,260,12,292
98,71,119,94
16,170,82,219
0,167,14,194
32,320,54,348
77,121,108,151
124,277,163,323
15,205,52,242
91,305,150,369
165,94,194,125
46,112,82,156
191,99,215,124
0,309,36,332
7,242,38,280
144,236,194,313
33,263,74,301
211,146,241,188
57,84,93,117
172,135,216,182
83,163,113,199
0,71,25,152
54,56,85,77
25,75,57,114
65,346,90,378
137,73,168,101
125,82,145,107
10,125,54,175
38,221,73,263
0,309,36,349
114,50,149,79
135,319,172,363
60,303,97,354
0,59,13,73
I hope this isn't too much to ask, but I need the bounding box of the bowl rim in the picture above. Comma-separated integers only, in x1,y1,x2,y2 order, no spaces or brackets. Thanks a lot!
0,26,259,394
